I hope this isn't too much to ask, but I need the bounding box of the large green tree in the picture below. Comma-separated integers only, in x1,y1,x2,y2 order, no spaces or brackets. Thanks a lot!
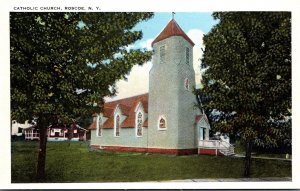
10,12,153,181
199,12,291,177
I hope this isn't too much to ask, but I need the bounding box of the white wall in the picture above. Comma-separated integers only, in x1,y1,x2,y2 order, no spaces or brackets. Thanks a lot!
11,120,31,136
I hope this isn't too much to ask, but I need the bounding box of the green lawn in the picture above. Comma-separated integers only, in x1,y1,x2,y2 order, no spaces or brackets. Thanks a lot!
11,141,291,183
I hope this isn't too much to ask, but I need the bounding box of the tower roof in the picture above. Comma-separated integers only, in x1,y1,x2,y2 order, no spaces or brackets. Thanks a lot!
151,19,195,47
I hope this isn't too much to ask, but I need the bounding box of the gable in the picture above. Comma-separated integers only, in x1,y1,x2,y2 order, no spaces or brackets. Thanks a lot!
90,93,149,129
134,101,144,113
195,114,210,129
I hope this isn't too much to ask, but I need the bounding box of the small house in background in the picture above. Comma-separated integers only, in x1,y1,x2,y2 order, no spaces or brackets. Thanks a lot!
47,123,87,141
24,126,40,140
11,120,34,140
13,121,87,141
47,124,68,141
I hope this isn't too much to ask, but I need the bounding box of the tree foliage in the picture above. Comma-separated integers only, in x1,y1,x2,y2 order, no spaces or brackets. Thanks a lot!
11,12,153,123
10,12,154,181
199,12,291,176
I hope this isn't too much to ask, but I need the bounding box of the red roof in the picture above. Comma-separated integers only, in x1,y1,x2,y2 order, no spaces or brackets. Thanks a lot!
90,93,149,130
89,121,96,130
151,19,195,47
103,117,114,129
103,108,113,117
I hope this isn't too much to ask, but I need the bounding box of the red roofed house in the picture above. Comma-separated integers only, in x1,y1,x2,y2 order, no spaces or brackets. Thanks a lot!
23,123,87,141
47,123,87,141
89,18,234,156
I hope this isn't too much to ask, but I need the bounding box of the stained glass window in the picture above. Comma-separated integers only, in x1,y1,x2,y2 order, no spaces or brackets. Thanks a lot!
98,116,102,136
159,118,166,128
115,115,120,136
136,112,143,136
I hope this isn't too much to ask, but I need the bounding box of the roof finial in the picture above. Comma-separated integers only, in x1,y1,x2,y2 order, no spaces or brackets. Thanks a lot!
172,12,176,20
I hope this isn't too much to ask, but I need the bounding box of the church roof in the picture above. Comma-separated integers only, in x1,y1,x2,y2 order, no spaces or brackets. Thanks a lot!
89,93,149,129
151,19,195,47
89,121,96,129
104,93,148,114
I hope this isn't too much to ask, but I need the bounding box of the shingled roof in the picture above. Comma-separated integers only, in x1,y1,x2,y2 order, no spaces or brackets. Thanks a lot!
89,93,149,130
151,19,195,47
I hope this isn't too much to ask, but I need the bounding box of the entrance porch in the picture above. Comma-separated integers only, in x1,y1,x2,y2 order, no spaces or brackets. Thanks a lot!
198,140,235,156
195,114,234,156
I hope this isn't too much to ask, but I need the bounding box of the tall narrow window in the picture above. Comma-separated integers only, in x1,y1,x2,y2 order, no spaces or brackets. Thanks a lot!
136,112,143,137
160,45,166,64
97,116,102,136
115,115,120,137
186,47,190,65
184,78,189,90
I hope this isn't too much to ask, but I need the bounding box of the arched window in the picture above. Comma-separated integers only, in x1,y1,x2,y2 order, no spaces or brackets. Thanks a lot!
115,115,120,137
159,118,166,128
136,112,143,137
184,78,189,90
158,116,167,130
97,116,102,137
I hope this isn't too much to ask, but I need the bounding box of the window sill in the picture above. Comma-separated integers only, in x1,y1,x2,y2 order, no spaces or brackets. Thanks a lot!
158,128,167,131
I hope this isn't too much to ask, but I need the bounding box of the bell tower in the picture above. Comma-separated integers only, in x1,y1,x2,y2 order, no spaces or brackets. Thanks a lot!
148,19,199,154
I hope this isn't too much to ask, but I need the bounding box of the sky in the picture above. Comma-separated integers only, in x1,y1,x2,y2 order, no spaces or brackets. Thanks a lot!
106,12,218,101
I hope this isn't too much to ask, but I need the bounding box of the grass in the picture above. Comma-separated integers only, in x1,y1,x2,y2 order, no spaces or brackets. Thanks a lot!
11,141,292,183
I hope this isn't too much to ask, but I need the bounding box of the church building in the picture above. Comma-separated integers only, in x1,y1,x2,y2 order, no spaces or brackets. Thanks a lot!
89,19,234,156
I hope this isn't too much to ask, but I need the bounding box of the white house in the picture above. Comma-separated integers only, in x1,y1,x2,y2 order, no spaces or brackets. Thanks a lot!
11,120,34,139
24,126,40,140
89,19,234,156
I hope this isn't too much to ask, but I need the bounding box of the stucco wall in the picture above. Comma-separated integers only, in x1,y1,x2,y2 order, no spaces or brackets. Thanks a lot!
148,36,197,149
90,127,148,148
176,37,198,149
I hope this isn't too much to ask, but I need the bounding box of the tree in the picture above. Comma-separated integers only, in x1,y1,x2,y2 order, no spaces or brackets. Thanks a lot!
199,12,291,177
10,12,153,181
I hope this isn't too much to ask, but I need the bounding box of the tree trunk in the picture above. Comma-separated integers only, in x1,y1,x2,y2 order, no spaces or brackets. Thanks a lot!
36,118,48,182
244,141,253,177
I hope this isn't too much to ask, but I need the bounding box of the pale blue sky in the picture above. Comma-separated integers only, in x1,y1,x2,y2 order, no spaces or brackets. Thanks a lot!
134,12,218,47
109,12,219,101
